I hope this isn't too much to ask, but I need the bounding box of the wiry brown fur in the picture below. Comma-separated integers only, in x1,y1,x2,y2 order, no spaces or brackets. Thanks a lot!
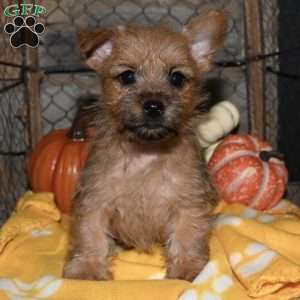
63,11,226,282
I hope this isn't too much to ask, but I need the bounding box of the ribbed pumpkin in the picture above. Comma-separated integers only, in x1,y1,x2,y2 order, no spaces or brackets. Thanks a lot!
27,98,98,213
208,134,288,210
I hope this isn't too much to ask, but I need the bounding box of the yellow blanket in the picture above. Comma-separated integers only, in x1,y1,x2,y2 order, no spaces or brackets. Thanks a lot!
1,192,300,300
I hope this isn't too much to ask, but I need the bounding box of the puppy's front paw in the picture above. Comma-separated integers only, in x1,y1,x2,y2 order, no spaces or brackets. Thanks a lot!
63,256,112,281
167,255,208,282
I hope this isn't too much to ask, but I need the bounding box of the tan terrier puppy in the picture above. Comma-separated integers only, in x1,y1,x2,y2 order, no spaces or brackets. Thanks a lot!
63,11,226,282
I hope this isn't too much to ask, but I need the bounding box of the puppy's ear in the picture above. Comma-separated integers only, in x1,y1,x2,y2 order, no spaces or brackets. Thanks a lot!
183,11,227,72
78,30,114,70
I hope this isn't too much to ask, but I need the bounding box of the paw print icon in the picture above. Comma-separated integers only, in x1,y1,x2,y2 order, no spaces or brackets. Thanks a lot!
4,16,45,48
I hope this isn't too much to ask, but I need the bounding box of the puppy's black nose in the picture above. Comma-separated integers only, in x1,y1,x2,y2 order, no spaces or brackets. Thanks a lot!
143,100,164,118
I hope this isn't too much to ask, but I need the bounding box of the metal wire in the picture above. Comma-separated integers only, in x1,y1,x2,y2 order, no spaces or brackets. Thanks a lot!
1,0,292,222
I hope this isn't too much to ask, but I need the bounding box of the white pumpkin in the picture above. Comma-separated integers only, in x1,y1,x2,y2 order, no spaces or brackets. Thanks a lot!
195,101,240,162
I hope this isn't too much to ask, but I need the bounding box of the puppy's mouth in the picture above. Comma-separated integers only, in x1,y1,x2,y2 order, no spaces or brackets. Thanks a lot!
125,124,177,141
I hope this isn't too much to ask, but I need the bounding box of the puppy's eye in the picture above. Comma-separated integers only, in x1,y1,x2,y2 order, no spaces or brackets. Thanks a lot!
168,71,186,88
119,70,136,85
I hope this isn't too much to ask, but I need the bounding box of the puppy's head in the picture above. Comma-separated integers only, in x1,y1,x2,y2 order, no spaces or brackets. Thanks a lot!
79,11,226,143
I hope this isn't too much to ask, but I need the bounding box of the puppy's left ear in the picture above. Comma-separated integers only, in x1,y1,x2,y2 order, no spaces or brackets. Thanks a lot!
78,29,114,70
183,11,227,72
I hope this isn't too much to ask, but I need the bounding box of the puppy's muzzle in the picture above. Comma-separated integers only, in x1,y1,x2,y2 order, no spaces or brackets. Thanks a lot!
125,92,177,142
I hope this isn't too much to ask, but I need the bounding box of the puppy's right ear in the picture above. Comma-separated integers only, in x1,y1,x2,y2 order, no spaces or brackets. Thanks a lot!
78,30,114,70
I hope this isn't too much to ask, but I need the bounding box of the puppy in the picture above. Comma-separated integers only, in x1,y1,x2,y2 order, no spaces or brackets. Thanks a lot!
63,11,226,282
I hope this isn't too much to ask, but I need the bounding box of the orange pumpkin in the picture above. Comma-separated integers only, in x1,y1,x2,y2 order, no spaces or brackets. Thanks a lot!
27,109,95,213
208,134,288,210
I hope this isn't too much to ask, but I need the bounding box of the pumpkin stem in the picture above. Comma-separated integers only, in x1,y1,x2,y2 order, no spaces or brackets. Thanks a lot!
259,151,284,162
67,111,88,140
67,95,99,140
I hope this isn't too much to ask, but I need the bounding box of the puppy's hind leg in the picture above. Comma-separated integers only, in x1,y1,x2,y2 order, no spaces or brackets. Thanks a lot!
63,209,114,281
